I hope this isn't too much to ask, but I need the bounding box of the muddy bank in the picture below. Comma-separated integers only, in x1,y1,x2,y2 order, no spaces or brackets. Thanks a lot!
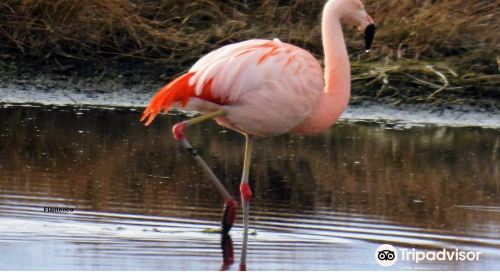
1,56,499,129
1,78,499,129
2,56,499,107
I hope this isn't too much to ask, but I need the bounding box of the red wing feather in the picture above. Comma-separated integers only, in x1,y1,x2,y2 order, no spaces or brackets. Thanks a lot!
141,72,195,126
141,72,225,126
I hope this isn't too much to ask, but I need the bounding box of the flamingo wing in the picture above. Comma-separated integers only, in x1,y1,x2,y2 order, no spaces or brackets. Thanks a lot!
141,39,324,131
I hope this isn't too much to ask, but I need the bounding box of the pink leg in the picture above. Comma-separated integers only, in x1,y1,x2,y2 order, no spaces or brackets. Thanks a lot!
172,111,238,233
239,136,253,271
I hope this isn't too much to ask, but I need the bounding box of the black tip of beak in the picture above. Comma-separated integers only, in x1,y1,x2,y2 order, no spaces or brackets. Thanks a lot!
364,23,376,51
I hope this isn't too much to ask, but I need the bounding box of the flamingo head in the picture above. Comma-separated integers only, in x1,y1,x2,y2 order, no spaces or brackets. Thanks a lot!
335,0,376,51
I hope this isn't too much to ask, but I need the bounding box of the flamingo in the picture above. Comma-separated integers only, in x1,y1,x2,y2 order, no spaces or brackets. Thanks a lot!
141,0,375,270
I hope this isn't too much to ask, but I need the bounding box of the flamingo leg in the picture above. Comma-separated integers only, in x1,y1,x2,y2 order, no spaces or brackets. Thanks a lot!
172,109,238,233
239,135,253,271
220,233,234,271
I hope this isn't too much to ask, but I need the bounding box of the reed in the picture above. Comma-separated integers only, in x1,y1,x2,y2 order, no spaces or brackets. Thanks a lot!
0,0,498,99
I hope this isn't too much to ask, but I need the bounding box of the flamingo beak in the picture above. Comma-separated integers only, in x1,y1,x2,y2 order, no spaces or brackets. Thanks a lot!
364,23,376,51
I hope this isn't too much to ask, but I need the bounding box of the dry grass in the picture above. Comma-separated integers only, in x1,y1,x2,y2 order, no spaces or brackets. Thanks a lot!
0,0,498,99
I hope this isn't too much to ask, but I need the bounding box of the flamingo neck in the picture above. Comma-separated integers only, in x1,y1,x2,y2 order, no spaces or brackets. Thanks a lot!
294,1,351,134
323,2,350,100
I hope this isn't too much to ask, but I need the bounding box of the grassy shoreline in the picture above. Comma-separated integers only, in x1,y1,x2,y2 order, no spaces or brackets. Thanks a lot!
0,0,498,105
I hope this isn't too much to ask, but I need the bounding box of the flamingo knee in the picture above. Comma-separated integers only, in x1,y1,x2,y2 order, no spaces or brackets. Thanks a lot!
240,182,252,202
222,199,238,233
172,122,186,141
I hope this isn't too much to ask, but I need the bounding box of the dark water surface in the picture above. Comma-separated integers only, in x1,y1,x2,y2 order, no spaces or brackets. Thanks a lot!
0,105,499,270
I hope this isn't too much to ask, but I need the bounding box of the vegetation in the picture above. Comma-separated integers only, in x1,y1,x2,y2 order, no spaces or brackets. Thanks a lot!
0,0,498,103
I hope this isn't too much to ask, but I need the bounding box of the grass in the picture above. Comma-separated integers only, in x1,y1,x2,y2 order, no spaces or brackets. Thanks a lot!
0,0,498,102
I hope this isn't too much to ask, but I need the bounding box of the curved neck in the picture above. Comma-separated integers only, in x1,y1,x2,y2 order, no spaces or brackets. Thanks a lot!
323,2,351,98
293,2,351,134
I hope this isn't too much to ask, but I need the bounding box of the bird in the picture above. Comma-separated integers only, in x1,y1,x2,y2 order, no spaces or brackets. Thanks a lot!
141,0,375,270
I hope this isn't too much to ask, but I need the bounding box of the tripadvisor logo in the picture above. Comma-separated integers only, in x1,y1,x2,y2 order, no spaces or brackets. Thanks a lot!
375,244,397,267
375,244,482,267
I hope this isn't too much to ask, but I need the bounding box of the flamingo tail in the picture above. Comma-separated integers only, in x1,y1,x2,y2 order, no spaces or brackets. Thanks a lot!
141,72,196,126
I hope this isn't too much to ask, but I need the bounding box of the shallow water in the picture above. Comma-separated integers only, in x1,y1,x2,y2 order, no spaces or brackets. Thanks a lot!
0,105,499,270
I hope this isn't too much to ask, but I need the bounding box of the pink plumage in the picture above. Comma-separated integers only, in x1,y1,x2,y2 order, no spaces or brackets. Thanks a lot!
142,39,323,136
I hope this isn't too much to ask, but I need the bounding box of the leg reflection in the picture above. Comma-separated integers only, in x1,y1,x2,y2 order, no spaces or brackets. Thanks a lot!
220,233,234,271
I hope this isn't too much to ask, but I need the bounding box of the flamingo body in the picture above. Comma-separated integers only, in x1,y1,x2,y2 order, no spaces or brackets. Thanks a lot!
141,0,376,269
141,39,324,137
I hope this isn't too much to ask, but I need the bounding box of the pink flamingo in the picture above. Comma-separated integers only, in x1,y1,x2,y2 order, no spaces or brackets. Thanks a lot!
142,0,375,270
